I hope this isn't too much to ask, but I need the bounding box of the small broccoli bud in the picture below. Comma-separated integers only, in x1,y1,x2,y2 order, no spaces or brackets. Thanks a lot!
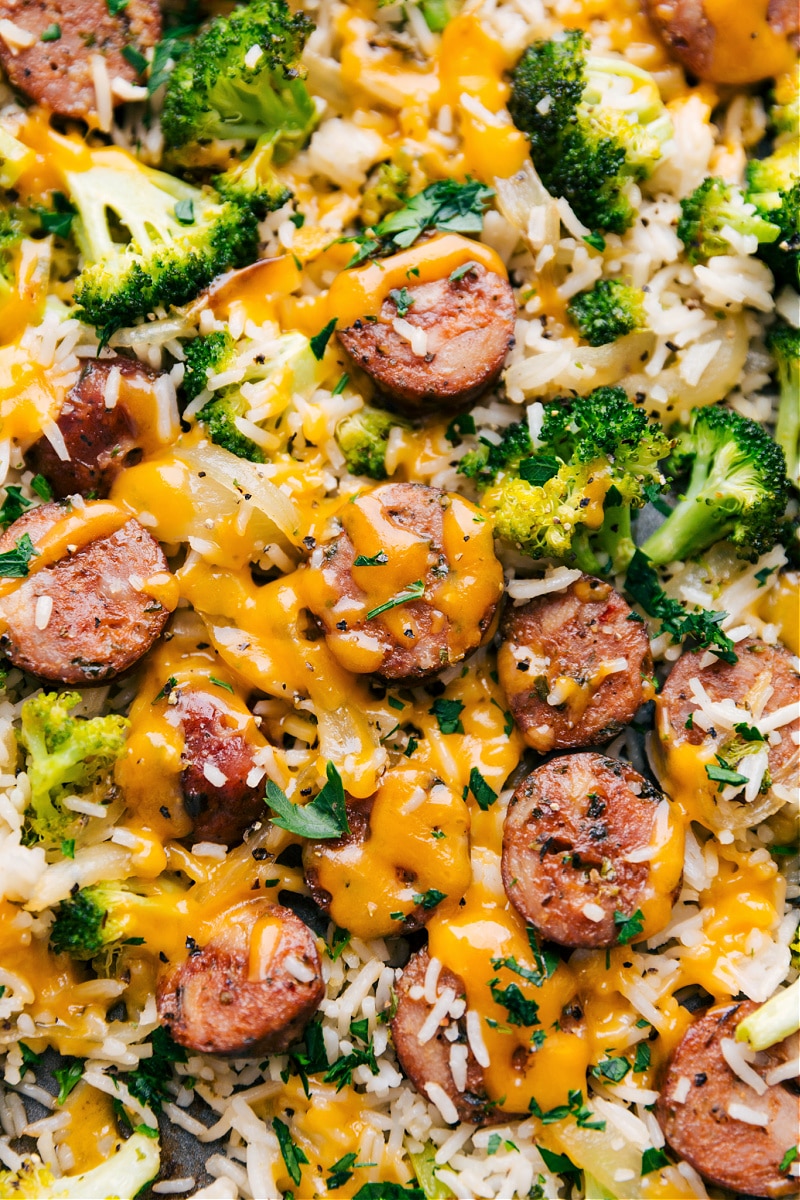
567,278,645,346
18,692,129,845
746,142,799,213
360,162,410,228
509,31,673,233
767,319,800,490
162,0,316,157
757,181,800,291
335,407,410,479
197,393,266,462
182,330,235,402
640,405,790,565
214,135,291,221
458,421,532,482
677,176,781,264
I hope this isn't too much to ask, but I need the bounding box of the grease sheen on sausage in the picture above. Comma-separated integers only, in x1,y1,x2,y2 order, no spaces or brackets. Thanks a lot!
304,482,503,682
337,262,516,414
0,0,161,119
157,901,324,1057
656,1001,800,1198
498,575,653,753
641,0,798,82
24,358,159,500
502,753,683,948
0,501,172,684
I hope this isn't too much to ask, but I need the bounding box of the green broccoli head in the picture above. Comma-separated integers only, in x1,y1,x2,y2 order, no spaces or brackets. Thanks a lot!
508,30,673,233
471,387,670,570
677,176,781,265
360,162,410,228
213,135,291,220
335,407,411,479
746,142,799,212
770,66,799,140
567,278,645,346
67,150,258,338
161,0,316,155
196,392,266,462
757,181,800,291
182,330,235,402
18,692,129,845
50,882,150,960
641,405,790,565
767,319,800,490
0,1132,159,1199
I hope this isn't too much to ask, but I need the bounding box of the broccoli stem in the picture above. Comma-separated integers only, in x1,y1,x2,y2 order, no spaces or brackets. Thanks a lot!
774,355,799,489
640,447,736,565
735,978,800,1050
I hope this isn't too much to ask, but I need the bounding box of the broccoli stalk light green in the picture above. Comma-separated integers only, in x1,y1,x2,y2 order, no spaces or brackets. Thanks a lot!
735,978,800,1051
508,30,673,234
18,692,129,845
766,320,800,491
677,176,781,265
49,881,175,961
335,407,412,479
567,278,645,346
0,1132,159,1199
162,0,317,158
66,148,257,338
464,386,670,571
640,406,790,566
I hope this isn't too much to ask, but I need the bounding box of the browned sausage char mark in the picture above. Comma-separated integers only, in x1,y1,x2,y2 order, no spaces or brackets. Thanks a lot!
502,753,680,948
641,0,798,82
170,688,268,848
657,638,800,818
0,501,171,684
656,1001,800,1198
305,482,503,683
0,0,161,120
391,948,507,1125
498,575,653,753
24,358,158,500
337,263,516,415
156,901,324,1057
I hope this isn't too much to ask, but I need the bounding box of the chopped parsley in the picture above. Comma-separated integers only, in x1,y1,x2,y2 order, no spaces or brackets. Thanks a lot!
412,888,447,910
614,908,645,944
449,259,480,282
467,766,497,810
366,580,425,620
266,762,349,840
273,1117,309,1186
0,486,32,529
354,551,388,566
429,697,464,735
489,980,539,1026
625,550,737,664
152,676,177,703
310,318,337,360
208,675,233,693
173,199,194,225
54,1059,83,1105
706,763,749,789
31,474,53,500
641,1147,670,1175
0,533,38,578
40,22,61,40
389,287,414,317
633,1042,651,1073
592,1055,630,1083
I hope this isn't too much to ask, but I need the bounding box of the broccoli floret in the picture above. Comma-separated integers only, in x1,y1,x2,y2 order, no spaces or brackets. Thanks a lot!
640,405,789,565
0,126,34,190
567,278,645,346
766,320,800,490
677,176,781,265
213,135,291,220
770,65,799,140
458,420,532,481
474,387,670,570
182,330,235,402
508,30,673,233
360,162,410,228
197,393,266,462
746,142,799,212
66,148,257,338
17,692,129,845
50,881,160,960
335,407,411,479
161,0,316,157
0,1132,159,1199
756,182,800,291
745,144,800,288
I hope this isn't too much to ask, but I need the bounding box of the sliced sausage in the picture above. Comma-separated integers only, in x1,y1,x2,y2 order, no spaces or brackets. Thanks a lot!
391,948,503,1125
657,638,800,828
24,358,158,500
642,0,798,82
168,688,267,848
656,1001,800,1198
498,575,652,754
0,501,171,683
502,753,681,948
304,482,503,683
156,901,324,1057
0,0,161,120
337,263,516,415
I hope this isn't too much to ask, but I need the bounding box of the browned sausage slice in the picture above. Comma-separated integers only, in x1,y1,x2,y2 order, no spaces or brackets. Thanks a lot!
24,358,158,500
156,901,324,1057
656,1001,800,1198
304,482,503,683
337,263,516,415
0,0,161,120
641,0,798,82
0,501,172,683
502,753,681,948
656,638,800,828
391,948,503,1125
498,575,653,753
171,688,268,848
